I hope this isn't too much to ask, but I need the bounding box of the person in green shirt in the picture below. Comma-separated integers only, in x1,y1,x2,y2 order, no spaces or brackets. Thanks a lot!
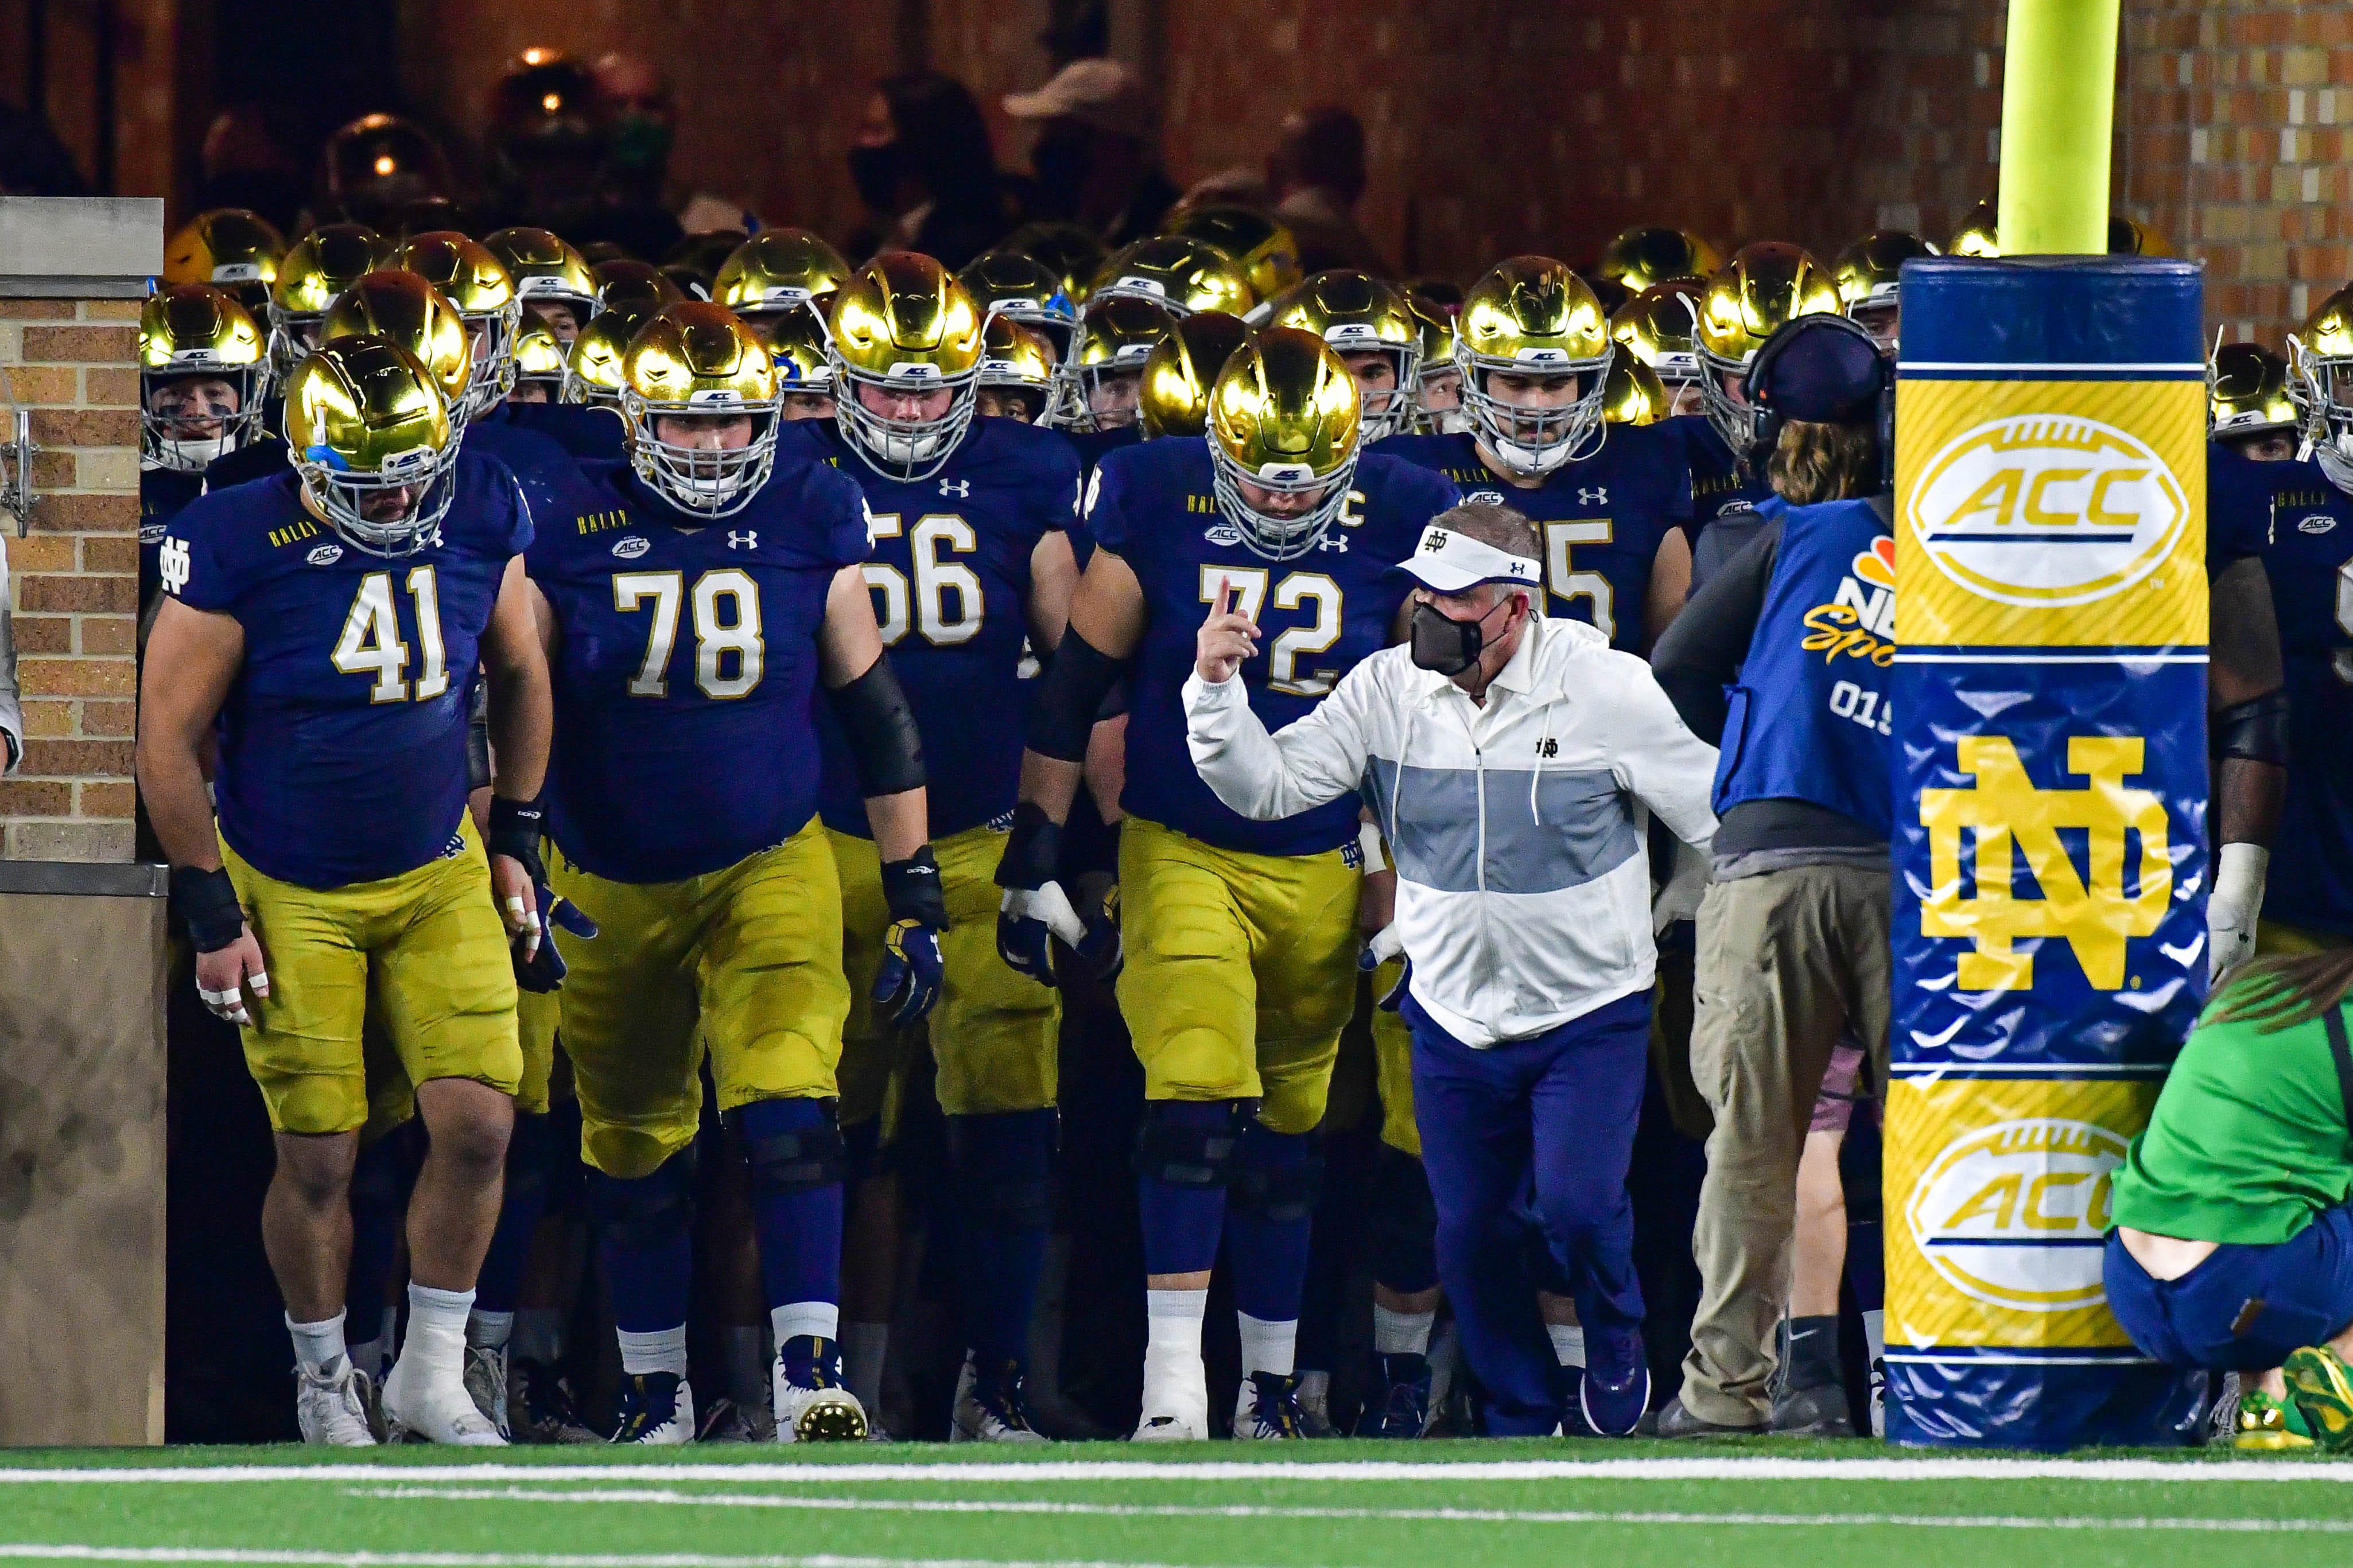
2105,948,2353,1450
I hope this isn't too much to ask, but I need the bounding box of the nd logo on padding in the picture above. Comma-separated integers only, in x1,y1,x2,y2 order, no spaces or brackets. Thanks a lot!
1908,414,2189,608
1907,1117,2127,1313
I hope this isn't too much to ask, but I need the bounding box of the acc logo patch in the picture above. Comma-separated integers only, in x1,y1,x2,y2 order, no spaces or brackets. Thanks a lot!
1466,489,1507,507
1906,1117,2125,1313
1908,414,2189,608
306,544,344,567
611,535,651,559
2300,512,2338,535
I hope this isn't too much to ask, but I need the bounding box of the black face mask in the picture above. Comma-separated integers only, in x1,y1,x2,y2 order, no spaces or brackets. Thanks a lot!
1410,597,1509,676
848,141,904,212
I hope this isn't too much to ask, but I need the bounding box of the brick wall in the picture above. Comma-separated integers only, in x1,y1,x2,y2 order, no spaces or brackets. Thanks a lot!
0,298,142,862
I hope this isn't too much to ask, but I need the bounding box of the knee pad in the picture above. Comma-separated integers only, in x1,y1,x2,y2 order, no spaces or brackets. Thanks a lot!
948,1110,1058,1231
1366,1144,1438,1291
586,1146,697,1251
732,1096,845,1199
1228,1125,1324,1225
1133,1099,1247,1190
503,1110,554,1204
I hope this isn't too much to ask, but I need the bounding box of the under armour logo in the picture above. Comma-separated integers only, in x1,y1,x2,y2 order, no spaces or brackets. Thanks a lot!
1578,487,1608,505
158,537,191,596
1315,534,1350,553
1920,736,2170,993
728,530,758,550
940,478,971,497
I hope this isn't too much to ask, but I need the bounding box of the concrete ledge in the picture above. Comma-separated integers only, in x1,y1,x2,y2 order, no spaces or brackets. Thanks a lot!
0,198,164,282
0,861,168,897
0,277,155,299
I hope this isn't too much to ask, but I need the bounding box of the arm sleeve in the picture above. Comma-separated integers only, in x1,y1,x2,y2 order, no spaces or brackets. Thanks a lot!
0,538,19,775
1647,515,1783,745
1607,661,1722,846
1182,659,1379,822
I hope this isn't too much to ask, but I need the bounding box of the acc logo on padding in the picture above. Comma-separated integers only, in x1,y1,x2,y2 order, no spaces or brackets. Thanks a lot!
1906,1117,2125,1313
1908,414,2189,608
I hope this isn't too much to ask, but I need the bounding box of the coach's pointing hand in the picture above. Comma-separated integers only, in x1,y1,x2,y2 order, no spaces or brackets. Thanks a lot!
1196,577,1262,684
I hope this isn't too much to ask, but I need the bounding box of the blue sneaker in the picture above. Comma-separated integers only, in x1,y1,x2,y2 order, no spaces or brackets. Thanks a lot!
1578,1333,1651,1438
610,1373,693,1445
1353,1353,1431,1438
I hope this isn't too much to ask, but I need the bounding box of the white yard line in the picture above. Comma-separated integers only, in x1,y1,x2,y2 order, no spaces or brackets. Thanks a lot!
0,1551,1257,1568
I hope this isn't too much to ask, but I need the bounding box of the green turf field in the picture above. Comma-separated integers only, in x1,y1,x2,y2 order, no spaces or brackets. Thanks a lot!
3,1440,2351,1568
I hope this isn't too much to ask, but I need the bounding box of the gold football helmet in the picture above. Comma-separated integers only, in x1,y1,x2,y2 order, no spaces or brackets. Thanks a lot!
1454,256,1614,476
510,317,567,400
561,300,658,414
977,317,1059,425
284,336,459,557
323,113,454,220
267,224,393,382
1000,220,1110,303
320,270,476,425
1833,230,1936,353
1058,294,1176,432
1947,199,2001,258
1088,236,1256,320
713,229,853,322
1264,270,1422,441
398,231,525,418
620,303,784,518
828,252,985,481
1696,242,1842,454
1610,279,1705,391
1166,204,1304,304
2211,341,2297,441
595,258,687,316
483,225,598,335
1600,354,1669,427
958,250,1081,360
2290,285,2353,458
163,208,286,316
1405,287,1469,434
767,302,836,408
139,285,268,472
1139,311,1253,441
1595,226,1721,294
1208,327,1362,561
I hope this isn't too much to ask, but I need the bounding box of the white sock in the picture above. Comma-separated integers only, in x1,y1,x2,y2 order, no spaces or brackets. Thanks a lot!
842,1321,890,1412
1145,1288,1207,1364
512,1307,567,1365
616,1324,689,1379
771,1301,840,1348
1372,1304,1436,1357
1548,1322,1587,1369
401,1283,474,1381
287,1311,348,1377
467,1309,514,1351
1236,1311,1298,1381
721,1326,769,1406
1862,1308,1886,1364
347,1327,387,1381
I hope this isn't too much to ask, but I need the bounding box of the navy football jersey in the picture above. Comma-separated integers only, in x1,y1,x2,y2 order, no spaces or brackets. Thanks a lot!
1065,425,1143,570
140,467,205,616
1676,414,1775,583
489,399,627,462
1088,438,1459,857
528,454,872,884
159,454,532,890
2214,452,2353,933
1373,423,1692,651
803,418,1080,839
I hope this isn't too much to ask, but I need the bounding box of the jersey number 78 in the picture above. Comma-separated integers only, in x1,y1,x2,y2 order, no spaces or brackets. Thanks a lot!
613,569,765,699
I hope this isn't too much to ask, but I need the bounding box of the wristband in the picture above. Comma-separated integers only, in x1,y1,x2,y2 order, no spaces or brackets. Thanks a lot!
487,794,546,863
995,800,1064,890
882,845,948,928
173,865,247,954
1358,821,1387,876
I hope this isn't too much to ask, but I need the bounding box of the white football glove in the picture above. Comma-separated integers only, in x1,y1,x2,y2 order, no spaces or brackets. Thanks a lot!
2207,841,2268,982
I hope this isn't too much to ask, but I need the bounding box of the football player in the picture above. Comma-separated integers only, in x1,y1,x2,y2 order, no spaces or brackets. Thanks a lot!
1136,313,1253,441
999,328,1458,1440
1088,235,1256,321
267,225,397,387
1594,225,1721,298
1405,288,1467,434
162,207,285,318
1831,231,1936,357
1266,271,1423,444
713,229,852,347
1165,203,1304,308
484,227,599,345
138,285,266,617
803,254,1085,1440
1057,293,1178,469
1610,281,1707,421
560,300,658,421
2212,343,2300,464
975,316,1061,425
138,338,553,1446
509,319,566,402
525,302,943,1445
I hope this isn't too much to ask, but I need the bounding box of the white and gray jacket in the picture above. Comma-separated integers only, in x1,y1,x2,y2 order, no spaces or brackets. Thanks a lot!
1183,616,1719,1048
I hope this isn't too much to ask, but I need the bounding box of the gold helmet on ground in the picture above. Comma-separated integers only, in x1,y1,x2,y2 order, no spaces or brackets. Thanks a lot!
321,270,475,423
1610,279,1705,389
1089,236,1256,320
1595,226,1721,295
139,285,268,472
595,258,687,316
163,208,286,316
958,250,1081,363
1166,204,1303,304
620,302,783,518
269,224,395,382
1207,326,1362,562
1000,220,1109,303
1058,294,1176,433
977,317,1059,425
562,301,658,413
1696,242,1842,454
1139,312,1253,440
283,336,459,557
511,317,567,399
713,229,853,321
828,252,985,481
483,226,598,331
398,231,525,417
1600,354,1670,427
2211,342,2297,441
2290,285,2353,457
1454,256,1614,476
1264,270,1422,441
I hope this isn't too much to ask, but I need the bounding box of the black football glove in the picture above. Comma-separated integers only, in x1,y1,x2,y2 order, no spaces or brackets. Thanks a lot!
994,803,1122,987
488,794,597,993
875,846,948,1028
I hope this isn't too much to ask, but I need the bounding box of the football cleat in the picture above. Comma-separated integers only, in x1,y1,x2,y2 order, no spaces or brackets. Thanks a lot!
462,1343,511,1439
1131,1347,1209,1442
508,1357,600,1444
2232,1384,2314,1450
774,1336,871,1443
294,1359,379,1447
952,1355,1050,1443
382,1353,507,1445
1234,1371,1311,1439
1578,1357,1651,1439
610,1372,695,1445
2284,1346,2353,1452
1354,1352,1431,1439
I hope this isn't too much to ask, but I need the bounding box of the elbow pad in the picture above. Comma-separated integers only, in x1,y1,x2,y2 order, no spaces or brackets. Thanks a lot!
828,655,927,797
1027,629,1126,762
2215,688,2290,767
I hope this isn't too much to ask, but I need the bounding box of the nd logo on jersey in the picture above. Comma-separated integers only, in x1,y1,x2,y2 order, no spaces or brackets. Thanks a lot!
1905,1116,2125,1313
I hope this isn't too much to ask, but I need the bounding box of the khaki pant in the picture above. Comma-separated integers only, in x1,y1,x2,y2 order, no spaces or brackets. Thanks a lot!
1678,863,1891,1427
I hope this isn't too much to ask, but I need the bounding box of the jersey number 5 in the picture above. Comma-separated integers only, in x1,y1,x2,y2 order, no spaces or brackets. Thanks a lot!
1200,566,1342,697
864,511,982,648
614,569,765,699
1545,518,1614,641
333,569,449,704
